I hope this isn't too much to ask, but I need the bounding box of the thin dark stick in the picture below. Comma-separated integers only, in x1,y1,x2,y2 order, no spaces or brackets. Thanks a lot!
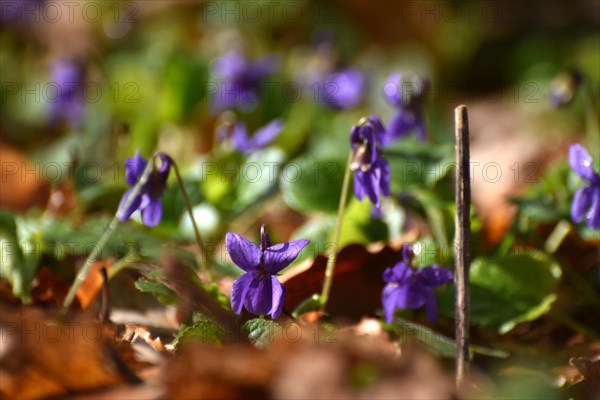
454,105,471,388
100,266,110,323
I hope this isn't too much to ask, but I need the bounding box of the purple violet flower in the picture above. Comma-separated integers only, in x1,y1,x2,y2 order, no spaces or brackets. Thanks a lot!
350,115,391,209
382,244,453,324
227,225,310,319
217,116,284,155
320,68,366,110
384,71,428,142
48,59,86,127
117,151,172,227
569,143,600,229
210,51,279,113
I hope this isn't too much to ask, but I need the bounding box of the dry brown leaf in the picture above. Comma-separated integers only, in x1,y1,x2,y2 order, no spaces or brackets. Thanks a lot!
570,355,600,400
281,243,405,320
76,260,112,309
0,142,50,212
30,266,71,306
165,319,456,400
0,306,139,399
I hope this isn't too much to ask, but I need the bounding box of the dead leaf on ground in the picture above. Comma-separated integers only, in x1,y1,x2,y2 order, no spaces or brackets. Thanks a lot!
0,142,50,212
30,266,71,306
76,260,113,309
281,242,406,320
165,318,456,399
0,306,140,399
569,354,600,400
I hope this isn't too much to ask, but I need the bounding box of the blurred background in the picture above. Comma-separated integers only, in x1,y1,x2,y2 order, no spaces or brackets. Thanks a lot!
2,0,599,264
1,2,599,398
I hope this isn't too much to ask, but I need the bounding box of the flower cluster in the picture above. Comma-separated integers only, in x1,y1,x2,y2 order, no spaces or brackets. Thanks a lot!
210,51,279,113
569,143,600,229
226,225,309,319
382,244,453,324
350,115,391,211
117,151,172,227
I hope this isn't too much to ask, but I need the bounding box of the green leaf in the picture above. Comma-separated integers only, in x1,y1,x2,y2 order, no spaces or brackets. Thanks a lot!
291,294,322,318
338,198,388,247
287,215,335,266
200,151,244,208
134,278,178,305
387,317,509,359
78,183,125,213
0,212,29,302
384,139,453,191
160,176,204,226
280,155,346,213
236,148,285,208
171,311,224,348
242,318,280,348
439,249,562,332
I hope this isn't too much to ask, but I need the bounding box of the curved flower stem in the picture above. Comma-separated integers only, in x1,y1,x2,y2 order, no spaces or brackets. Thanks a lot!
63,154,157,310
319,150,353,312
170,161,213,282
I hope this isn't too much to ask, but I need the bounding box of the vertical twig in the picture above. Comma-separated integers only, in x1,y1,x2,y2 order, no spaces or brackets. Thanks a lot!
100,266,110,322
454,105,471,388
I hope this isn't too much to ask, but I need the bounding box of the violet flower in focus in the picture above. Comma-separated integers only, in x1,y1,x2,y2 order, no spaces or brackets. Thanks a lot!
350,115,391,210
48,59,86,127
117,151,172,227
382,244,453,324
227,225,309,319
569,143,600,229
210,51,279,113
384,71,428,142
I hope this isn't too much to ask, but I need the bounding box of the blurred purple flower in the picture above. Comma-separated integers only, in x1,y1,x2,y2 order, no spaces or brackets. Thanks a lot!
117,151,172,227
210,51,279,113
218,118,284,155
320,68,366,110
382,244,453,324
0,0,44,23
48,59,86,127
384,71,428,141
227,225,309,319
569,143,600,229
350,115,391,209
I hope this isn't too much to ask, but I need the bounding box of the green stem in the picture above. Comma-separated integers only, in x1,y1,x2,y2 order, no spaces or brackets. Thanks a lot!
63,153,157,309
544,219,571,254
171,161,213,281
108,249,141,280
319,150,353,312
